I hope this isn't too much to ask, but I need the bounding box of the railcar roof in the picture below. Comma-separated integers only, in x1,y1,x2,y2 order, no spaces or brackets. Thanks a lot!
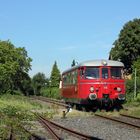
62,60,124,74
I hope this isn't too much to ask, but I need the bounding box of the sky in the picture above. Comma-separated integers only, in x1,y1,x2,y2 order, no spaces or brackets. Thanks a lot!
0,0,140,77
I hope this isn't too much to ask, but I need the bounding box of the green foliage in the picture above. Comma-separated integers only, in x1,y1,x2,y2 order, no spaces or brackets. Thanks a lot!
0,106,32,138
109,18,140,73
32,72,47,95
125,57,140,103
0,40,32,95
50,61,61,87
132,58,140,78
0,94,41,139
126,78,140,102
41,87,61,99
14,72,34,96
0,93,59,139
126,79,135,101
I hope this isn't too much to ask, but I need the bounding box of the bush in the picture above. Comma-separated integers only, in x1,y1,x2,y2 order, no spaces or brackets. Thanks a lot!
0,94,37,139
126,79,134,101
0,94,58,139
41,87,61,99
126,78,140,102
11,90,23,95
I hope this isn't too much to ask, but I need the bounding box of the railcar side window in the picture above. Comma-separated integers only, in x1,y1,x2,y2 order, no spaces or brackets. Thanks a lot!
74,70,78,83
62,70,78,85
84,67,99,79
63,75,67,85
72,71,77,84
68,73,71,83
111,68,122,79
63,75,66,85
102,68,108,79
80,67,85,79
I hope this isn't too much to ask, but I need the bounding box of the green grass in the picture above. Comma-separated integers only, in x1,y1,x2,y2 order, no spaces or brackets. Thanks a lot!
0,94,56,139
121,98,140,117
0,94,41,111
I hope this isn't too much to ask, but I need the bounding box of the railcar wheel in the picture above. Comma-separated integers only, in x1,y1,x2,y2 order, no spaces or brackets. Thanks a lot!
73,104,81,110
81,106,86,112
92,107,97,112
76,104,82,110
84,105,91,112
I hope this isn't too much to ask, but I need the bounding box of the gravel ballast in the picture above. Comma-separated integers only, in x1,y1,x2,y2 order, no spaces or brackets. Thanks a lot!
53,115,140,140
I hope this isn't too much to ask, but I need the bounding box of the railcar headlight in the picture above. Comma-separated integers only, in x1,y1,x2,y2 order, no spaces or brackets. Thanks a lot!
89,93,97,100
90,86,94,92
117,87,121,92
118,94,125,100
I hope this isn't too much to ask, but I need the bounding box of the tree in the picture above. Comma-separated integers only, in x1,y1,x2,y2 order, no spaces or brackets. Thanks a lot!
132,58,140,77
16,72,33,96
71,59,76,67
109,18,140,73
50,61,61,87
32,72,47,95
0,40,32,94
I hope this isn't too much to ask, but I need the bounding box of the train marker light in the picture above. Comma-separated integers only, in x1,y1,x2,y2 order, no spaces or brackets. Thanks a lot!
117,87,121,92
90,86,94,92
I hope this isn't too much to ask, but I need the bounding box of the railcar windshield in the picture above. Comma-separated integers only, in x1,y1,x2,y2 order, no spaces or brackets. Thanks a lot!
84,67,99,79
110,67,123,79
102,68,109,79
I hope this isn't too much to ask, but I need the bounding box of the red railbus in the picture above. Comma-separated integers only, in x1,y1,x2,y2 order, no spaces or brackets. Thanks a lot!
61,60,125,110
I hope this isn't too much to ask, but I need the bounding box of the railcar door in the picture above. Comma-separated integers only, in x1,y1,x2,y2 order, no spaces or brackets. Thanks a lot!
100,67,111,99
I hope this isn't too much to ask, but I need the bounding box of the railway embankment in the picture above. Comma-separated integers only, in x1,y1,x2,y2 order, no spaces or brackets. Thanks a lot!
121,100,140,118
0,94,140,139
0,94,59,139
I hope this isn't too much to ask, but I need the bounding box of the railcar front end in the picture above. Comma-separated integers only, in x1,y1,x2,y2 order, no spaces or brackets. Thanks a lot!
79,66,125,108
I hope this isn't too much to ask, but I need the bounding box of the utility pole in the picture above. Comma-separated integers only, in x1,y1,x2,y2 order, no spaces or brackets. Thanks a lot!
134,68,137,99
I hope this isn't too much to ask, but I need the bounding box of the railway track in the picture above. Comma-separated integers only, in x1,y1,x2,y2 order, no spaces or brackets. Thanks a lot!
34,113,101,140
31,96,140,138
21,126,43,140
31,96,69,108
95,114,140,129
120,113,140,120
9,126,42,140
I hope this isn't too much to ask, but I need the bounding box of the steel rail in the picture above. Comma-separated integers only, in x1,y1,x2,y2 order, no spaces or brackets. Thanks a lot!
31,96,69,108
38,117,61,140
38,114,101,140
36,96,64,104
120,113,140,120
95,114,140,129
21,126,43,140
